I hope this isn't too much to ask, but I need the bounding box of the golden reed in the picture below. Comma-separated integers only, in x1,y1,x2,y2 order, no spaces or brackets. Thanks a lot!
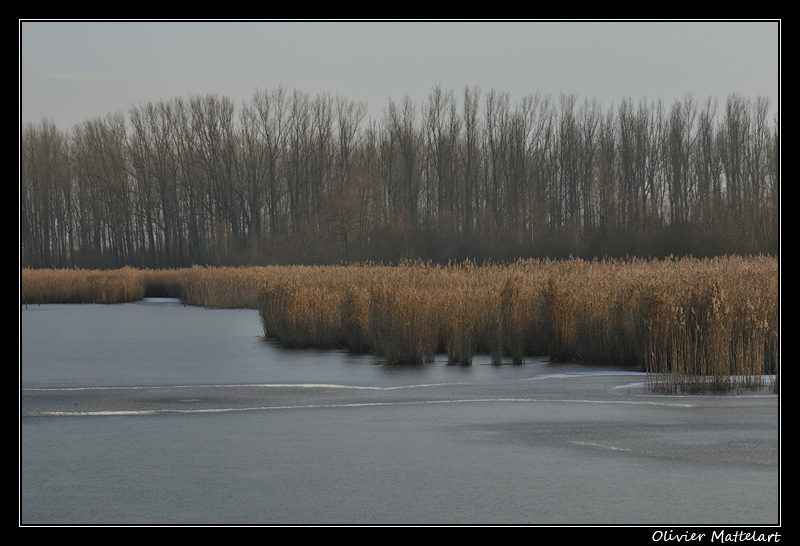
21,257,779,392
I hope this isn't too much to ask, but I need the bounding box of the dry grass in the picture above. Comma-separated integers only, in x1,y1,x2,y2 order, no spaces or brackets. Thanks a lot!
20,256,779,393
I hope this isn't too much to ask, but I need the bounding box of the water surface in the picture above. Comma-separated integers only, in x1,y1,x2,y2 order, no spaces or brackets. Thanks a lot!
19,299,780,526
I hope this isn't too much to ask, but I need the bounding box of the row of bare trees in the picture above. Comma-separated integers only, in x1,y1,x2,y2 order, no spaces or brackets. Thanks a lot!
20,86,779,268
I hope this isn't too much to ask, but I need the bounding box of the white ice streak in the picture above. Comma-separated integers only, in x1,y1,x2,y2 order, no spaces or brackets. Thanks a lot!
27,395,698,418
22,382,456,392
570,440,632,451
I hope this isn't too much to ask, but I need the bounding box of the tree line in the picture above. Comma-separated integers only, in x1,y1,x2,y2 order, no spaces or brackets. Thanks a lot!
20,85,779,268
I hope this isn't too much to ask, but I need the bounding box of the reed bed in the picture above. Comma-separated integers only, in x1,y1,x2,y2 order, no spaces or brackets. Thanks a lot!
21,256,779,393
179,265,271,309
20,266,148,304
641,256,779,393
21,267,191,305
255,257,779,392
21,265,269,308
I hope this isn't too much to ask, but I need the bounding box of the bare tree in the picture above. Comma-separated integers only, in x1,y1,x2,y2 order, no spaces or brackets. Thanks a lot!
423,85,461,234
483,89,510,234
248,86,289,237
21,119,72,266
20,85,779,267
460,86,481,236
383,94,422,227
578,97,601,234
665,95,697,225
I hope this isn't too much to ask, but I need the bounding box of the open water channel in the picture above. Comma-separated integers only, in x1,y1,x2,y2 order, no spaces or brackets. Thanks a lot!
19,298,780,526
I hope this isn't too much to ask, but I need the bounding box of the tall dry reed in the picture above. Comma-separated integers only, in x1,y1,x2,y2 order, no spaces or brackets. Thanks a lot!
21,267,188,305
642,256,779,393
254,257,779,392
180,265,270,309
20,267,147,304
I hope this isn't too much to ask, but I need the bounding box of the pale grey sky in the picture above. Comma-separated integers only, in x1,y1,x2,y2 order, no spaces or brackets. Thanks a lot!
19,20,780,130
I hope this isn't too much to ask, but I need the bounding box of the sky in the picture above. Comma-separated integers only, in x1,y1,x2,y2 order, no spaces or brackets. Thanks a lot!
19,20,780,131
